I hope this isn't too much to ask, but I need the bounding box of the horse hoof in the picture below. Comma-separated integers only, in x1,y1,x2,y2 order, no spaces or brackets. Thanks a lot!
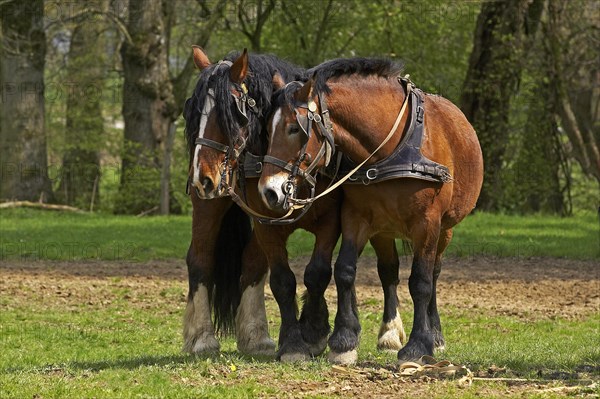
377,315,406,352
377,329,403,352
327,350,357,365
280,352,311,363
307,337,328,357
183,335,220,355
397,339,430,363
239,337,276,357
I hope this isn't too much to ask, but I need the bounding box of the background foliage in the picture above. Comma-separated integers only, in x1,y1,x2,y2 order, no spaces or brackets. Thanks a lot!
0,0,597,214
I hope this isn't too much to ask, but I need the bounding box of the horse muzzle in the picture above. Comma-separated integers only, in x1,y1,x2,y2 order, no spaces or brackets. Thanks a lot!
259,173,289,212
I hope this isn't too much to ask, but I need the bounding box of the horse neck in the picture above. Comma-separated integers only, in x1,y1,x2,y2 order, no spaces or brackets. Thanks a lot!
325,77,410,163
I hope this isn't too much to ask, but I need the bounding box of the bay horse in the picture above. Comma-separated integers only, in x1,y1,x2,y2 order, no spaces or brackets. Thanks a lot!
259,58,483,364
184,49,407,361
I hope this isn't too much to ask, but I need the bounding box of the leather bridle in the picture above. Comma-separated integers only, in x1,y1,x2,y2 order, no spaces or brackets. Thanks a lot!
259,88,336,211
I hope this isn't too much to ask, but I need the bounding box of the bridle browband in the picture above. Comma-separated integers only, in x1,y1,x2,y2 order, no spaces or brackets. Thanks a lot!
187,59,257,197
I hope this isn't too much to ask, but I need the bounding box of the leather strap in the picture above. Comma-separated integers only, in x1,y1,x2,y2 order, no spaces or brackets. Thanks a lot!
195,137,229,153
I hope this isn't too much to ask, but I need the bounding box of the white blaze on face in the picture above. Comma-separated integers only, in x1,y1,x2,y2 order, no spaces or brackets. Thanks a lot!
192,89,216,186
270,108,282,144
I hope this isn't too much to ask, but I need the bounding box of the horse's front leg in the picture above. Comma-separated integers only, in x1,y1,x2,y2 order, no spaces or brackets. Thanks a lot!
327,216,370,365
182,197,230,354
299,213,339,356
370,234,407,351
397,219,441,362
236,232,276,356
254,225,311,362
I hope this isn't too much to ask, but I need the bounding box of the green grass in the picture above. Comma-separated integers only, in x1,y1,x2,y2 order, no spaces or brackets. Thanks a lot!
1,209,598,261
1,295,598,398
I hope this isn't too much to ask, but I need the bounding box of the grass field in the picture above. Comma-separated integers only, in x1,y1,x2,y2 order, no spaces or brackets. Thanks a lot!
1,209,598,261
0,209,598,397
1,258,598,398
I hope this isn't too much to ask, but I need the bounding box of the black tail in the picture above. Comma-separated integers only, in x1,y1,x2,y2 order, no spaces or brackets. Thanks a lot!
212,203,252,335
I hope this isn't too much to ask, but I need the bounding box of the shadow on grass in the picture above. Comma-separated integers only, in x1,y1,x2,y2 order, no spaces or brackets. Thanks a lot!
4,351,278,375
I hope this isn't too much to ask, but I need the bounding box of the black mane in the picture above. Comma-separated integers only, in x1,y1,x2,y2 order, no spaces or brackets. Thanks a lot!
272,57,404,112
183,52,305,160
309,57,404,94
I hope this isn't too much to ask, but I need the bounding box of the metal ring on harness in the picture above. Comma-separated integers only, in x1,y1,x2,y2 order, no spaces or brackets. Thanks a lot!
366,168,378,180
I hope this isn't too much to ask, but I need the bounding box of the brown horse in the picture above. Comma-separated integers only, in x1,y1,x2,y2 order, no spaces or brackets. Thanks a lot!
181,49,307,358
185,49,407,360
259,58,483,364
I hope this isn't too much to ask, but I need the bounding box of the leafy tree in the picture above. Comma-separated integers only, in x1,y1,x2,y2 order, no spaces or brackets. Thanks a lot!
0,0,54,202
115,0,226,215
57,0,109,210
460,0,544,212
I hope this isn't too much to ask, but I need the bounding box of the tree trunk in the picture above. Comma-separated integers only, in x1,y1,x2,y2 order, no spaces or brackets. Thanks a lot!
58,2,108,208
460,0,541,211
160,122,176,215
545,0,600,183
0,0,54,202
115,0,176,214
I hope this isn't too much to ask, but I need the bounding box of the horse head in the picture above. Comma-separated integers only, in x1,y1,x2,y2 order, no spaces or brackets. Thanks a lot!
184,47,258,199
259,78,333,212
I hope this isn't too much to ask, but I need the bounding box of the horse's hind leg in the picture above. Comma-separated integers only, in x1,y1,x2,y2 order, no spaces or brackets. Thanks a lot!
397,219,440,362
370,235,407,351
429,228,452,352
299,221,338,356
236,232,276,356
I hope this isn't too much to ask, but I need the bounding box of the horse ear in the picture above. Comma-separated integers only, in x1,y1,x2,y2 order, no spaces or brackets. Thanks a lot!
272,73,285,91
230,48,249,84
192,45,211,70
295,79,314,102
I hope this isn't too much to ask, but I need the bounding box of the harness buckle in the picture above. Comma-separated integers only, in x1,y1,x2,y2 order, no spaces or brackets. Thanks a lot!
255,161,263,174
416,106,424,123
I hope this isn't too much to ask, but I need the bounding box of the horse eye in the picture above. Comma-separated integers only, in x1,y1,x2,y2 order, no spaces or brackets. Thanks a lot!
288,124,300,135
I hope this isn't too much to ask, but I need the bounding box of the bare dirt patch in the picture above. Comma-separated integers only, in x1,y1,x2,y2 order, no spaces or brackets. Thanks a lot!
290,255,600,321
1,256,598,320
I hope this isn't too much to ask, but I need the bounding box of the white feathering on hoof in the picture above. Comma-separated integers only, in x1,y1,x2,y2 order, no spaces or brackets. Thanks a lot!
235,276,276,357
327,349,358,365
182,285,220,354
377,311,407,351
